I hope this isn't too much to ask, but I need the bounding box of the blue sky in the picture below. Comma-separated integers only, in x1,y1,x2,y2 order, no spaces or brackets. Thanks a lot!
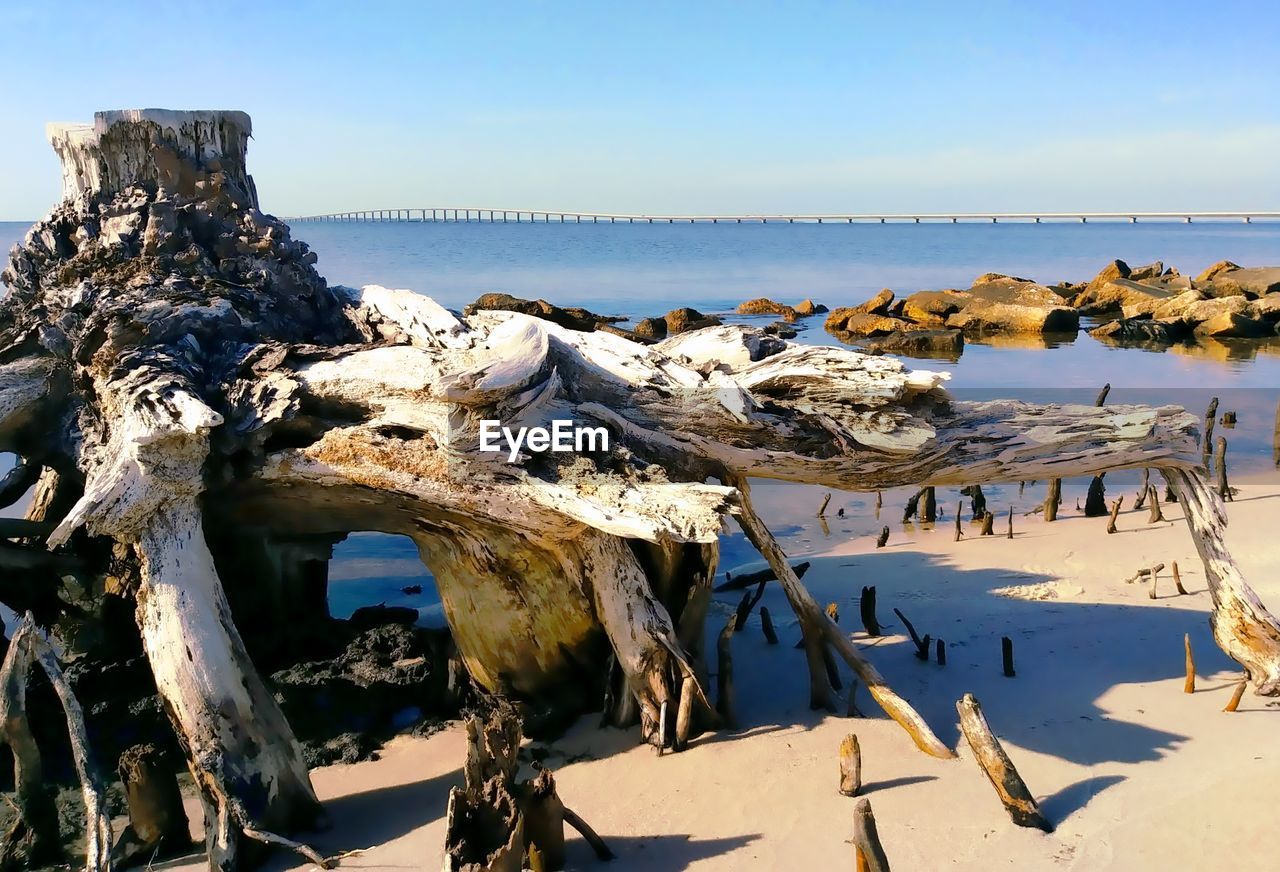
1,1,1277,219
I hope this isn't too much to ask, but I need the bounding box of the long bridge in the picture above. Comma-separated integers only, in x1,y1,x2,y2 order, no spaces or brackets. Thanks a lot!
287,208,1280,224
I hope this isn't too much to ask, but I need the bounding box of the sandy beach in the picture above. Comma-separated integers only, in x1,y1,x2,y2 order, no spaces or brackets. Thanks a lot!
155,477,1280,871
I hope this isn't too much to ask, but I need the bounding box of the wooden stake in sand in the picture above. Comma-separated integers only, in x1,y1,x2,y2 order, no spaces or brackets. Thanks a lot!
1184,634,1196,694
876,526,890,548
1224,679,1248,712
839,734,863,797
1134,468,1150,509
1172,561,1188,595
734,581,767,632
1214,436,1232,502
936,639,947,665
860,586,881,637
817,492,832,518
1148,565,1159,600
1106,495,1123,534
113,743,192,867
851,797,891,872
1002,637,1016,677
894,608,931,660
1095,382,1111,407
954,501,964,541
922,486,938,523
760,606,779,644
1148,485,1164,523
1044,478,1062,522
956,694,1053,832
1007,506,1014,539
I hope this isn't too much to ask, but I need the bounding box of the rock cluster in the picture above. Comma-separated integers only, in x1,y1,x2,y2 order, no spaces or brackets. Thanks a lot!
822,260,1280,356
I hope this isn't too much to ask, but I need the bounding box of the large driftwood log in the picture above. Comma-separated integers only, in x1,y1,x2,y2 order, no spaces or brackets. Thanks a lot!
3,109,1280,867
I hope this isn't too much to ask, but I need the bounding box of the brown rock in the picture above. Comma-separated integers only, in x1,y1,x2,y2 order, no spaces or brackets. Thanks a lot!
1077,278,1180,317
948,276,1080,334
900,290,971,326
1090,317,1190,344
1184,295,1252,324
794,299,828,316
825,311,911,337
861,329,964,359
1194,260,1241,283
1126,261,1164,282
849,288,895,316
1086,260,1131,292
1195,312,1274,338
1251,293,1280,322
664,306,721,334
632,317,668,339
465,293,624,332
974,272,1033,285
736,297,799,320
1206,266,1280,299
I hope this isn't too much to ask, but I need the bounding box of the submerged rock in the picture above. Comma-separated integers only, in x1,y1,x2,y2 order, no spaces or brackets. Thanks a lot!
900,289,971,326
794,299,828,316
465,293,625,331
824,310,909,337
1090,317,1190,344
664,306,721,334
860,329,964,359
632,316,668,339
1075,277,1182,316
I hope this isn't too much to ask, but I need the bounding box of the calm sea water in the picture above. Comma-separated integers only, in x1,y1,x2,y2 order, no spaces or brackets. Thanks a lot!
3,219,1278,623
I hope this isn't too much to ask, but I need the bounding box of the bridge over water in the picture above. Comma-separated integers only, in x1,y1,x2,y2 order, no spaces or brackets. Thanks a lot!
288,209,1279,225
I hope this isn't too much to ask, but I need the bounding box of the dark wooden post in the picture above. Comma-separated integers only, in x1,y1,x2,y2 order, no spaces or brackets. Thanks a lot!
1043,478,1061,522
1001,637,1015,677
1215,437,1232,501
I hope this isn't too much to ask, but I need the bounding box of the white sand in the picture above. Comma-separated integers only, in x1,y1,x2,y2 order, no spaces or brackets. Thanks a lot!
164,481,1280,871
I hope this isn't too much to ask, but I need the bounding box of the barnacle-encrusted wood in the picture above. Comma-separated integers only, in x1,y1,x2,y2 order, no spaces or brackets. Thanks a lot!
3,109,1279,869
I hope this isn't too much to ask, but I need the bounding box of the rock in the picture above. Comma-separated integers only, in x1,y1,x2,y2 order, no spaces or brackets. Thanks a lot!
1205,266,1280,299
1126,261,1164,282
1195,260,1241,283
1086,260,1131,292
946,276,1080,334
1090,317,1190,344
464,293,624,332
860,329,965,358
794,299,828,316
851,288,895,316
1145,289,1206,321
1251,293,1280,322
1075,278,1180,317
1183,295,1252,324
764,320,798,338
664,306,721,334
736,297,799,320
826,311,910,337
1194,311,1274,339
633,317,668,339
349,603,419,631
974,272,1033,285
900,290,971,326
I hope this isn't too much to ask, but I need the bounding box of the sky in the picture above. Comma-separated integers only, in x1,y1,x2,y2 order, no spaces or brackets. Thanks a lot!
0,1,1277,220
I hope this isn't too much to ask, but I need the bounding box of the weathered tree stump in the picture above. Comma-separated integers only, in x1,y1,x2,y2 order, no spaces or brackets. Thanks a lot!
851,797,891,872
1214,437,1232,501
1006,506,1014,539
733,581,766,632
716,613,737,728
1148,485,1165,522
956,694,1052,832
1002,637,1015,677
112,743,193,867
1224,679,1248,712
1148,565,1159,600
1203,397,1219,467
1172,561,1188,595
980,511,995,536
817,492,832,517
1044,479,1062,522
1095,383,1111,407
839,734,862,796
954,501,964,541
876,526,890,548
1134,468,1150,509
443,779,524,872
921,487,938,523
936,638,946,665
521,769,567,871
715,561,809,593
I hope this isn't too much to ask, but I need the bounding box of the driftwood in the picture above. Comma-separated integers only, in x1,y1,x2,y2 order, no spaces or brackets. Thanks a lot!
1002,637,1015,677
979,511,994,536
1095,383,1111,407
1214,437,1232,501
817,492,832,517
893,608,930,660
1006,506,1014,539
936,639,946,665
1148,565,1159,600
921,487,938,523
875,526,890,548
839,734,862,796
851,797,891,872
733,582,766,632
956,694,1052,832
1203,397,1219,467
3,109,1280,865
715,561,810,593
715,613,737,728
953,501,964,541
1134,467,1150,509
0,614,112,872
1085,475,1108,517
1124,564,1165,585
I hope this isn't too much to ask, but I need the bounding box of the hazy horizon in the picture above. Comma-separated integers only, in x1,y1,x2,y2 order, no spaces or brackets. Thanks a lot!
1,1,1277,221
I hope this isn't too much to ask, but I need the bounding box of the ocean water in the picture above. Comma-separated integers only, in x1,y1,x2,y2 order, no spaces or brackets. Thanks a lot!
3,219,1278,623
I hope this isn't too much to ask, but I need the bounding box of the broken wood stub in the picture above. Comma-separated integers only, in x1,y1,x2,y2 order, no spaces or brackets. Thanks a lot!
875,526,890,548
1215,437,1232,501
1148,485,1164,522
1172,561,1188,595
1184,634,1196,694
444,779,524,872
760,606,779,644
1106,495,1123,534
851,797,892,872
112,743,192,866
839,734,863,796
956,694,1052,832
860,586,881,637
716,613,737,728
521,769,567,872
980,511,994,536
1225,679,1247,712
1043,479,1062,522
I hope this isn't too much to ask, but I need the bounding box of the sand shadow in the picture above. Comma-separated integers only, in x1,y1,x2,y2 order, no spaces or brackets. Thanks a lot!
860,774,938,793
1038,774,1125,824
590,832,762,871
